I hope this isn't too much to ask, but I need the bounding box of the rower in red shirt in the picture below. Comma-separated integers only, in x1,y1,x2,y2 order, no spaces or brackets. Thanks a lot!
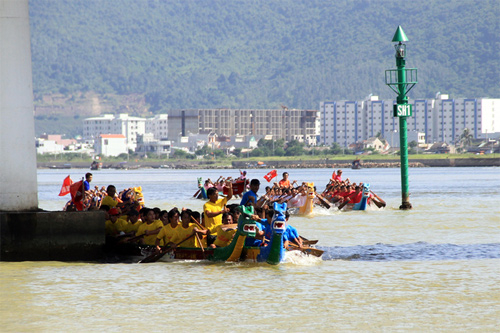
331,169,343,182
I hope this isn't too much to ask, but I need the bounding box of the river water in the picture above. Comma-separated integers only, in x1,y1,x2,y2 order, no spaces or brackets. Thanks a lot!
2,167,499,331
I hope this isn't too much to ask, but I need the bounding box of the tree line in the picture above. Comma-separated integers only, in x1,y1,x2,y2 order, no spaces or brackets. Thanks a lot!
29,0,499,115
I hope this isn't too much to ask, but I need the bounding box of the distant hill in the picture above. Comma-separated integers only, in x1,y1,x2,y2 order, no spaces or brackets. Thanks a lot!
29,0,500,136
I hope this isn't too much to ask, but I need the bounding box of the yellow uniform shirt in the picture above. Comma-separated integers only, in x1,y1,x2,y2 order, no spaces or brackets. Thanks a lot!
213,225,237,247
101,196,117,208
124,220,142,234
105,219,128,236
157,223,180,246
136,220,163,245
203,197,228,234
173,224,199,248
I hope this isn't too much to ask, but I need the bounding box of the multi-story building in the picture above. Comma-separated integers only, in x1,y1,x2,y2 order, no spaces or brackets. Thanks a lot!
94,134,127,157
83,113,146,151
145,114,169,140
321,100,368,147
433,95,499,144
320,94,499,147
167,108,319,144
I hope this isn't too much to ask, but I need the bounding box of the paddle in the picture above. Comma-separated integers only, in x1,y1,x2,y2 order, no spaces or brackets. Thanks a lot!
193,188,201,198
220,223,238,231
194,232,206,259
299,235,318,245
190,216,207,230
287,243,324,257
139,233,196,263
337,198,351,210
370,190,387,208
314,192,331,209
125,233,145,243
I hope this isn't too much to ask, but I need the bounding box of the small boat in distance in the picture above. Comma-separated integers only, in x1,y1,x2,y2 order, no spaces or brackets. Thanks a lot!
351,158,362,169
49,163,71,169
90,161,102,170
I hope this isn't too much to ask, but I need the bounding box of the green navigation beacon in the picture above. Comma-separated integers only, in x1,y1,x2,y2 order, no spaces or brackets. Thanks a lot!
385,26,418,210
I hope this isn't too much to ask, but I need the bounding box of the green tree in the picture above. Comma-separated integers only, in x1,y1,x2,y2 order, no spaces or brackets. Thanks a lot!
285,140,305,156
459,128,473,148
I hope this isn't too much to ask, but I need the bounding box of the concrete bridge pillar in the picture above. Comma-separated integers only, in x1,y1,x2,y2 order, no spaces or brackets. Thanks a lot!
0,0,39,211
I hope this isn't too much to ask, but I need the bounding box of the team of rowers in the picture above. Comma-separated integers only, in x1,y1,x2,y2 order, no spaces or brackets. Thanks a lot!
64,173,143,212
103,178,304,254
201,169,386,210
85,168,385,257
321,169,387,209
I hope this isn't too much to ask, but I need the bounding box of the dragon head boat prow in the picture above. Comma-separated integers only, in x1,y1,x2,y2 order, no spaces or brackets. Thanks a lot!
353,183,370,211
256,202,287,265
237,205,258,238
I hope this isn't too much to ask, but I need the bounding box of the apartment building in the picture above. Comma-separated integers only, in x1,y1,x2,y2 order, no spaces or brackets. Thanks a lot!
168,108,319,144
83,113,145,151
145,114,169,140
321,100,367,147
320,94,499,147
434,95,499,144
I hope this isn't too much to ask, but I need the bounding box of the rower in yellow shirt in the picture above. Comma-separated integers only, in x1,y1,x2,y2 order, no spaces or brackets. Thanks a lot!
101,185,120,208
123,209,142,234
105,208,129,236
203,180,233,245
156,208,181,250
210,213,236,248
174,209,208,248
135,208,163,246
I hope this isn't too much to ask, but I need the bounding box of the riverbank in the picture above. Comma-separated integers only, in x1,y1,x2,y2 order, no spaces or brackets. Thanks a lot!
37,156,500,170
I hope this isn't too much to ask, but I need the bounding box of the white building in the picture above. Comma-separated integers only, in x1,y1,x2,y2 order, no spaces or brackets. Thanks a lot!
36,138,64,154
320,100,366,147
83,113,146,151
145,114,169,140
320,95,500,147
136,133,171,156
95,134,127,157
433,95,500,144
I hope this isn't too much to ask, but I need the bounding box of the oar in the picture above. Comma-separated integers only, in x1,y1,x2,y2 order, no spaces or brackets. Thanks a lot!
139,233,196,263
370,190,387,208
125,233,145,243
287,243,324,257
299,236,318,245
221,223,238,231
314,192,331,209
190,216,207,230
337,198,351,210
193,187,203,198
194,232,206,259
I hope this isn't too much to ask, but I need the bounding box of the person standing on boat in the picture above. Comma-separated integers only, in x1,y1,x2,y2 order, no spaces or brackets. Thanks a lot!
203,180,233,244
332,169,343,182
83,173,93,196
279,172,294,189
240,179,260,207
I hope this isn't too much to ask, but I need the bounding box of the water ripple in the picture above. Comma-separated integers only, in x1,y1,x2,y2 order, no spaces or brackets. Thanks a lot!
319,242,500,261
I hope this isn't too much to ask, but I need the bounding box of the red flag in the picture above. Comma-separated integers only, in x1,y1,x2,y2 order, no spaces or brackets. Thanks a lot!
70,180,84,211
263,170,277,182
58,176,73,196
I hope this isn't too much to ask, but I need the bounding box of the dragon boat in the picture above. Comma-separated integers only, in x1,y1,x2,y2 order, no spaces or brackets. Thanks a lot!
139,204,320,264
352,183,370,210
287,182,331,215
194,177,248,200
156,204,289,264
337,183,374,211
155,205,258,262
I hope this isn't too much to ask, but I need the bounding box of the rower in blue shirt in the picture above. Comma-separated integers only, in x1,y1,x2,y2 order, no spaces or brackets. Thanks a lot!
240,179,260,207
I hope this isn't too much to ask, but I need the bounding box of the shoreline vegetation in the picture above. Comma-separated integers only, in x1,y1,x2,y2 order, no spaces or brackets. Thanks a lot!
37,154,500,170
